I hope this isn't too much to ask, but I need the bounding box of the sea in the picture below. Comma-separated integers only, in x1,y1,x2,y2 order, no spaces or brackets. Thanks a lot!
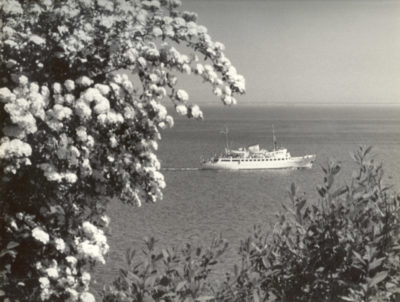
94,105,400,296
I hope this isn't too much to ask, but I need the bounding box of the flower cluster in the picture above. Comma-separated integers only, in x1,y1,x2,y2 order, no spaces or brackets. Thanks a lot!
76,221,109,264
32,227,50,245
0,137,32,173
36,256,95,302
3,213,102,301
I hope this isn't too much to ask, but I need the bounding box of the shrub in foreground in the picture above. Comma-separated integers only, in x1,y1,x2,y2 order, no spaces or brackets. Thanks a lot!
106,146,400,302
0,0,245,300
103,236,228,302
220,146,400,302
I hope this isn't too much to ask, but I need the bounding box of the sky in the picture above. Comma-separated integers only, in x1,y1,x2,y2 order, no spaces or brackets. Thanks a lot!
179,0,400,105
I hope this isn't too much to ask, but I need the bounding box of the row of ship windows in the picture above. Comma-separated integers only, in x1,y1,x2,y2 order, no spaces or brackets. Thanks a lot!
220,158,287,162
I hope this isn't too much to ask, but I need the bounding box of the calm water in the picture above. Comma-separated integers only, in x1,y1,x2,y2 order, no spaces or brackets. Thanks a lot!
94,105,400,295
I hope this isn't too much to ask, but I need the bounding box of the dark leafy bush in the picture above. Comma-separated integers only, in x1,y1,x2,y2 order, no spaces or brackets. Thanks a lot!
103,236,228,302
105,146,400,302
220,146,400,302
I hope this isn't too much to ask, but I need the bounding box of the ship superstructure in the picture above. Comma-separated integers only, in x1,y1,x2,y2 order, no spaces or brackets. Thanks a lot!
201,127,316,170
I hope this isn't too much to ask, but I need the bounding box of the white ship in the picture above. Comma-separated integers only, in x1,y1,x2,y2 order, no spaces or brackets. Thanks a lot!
201,127,316,170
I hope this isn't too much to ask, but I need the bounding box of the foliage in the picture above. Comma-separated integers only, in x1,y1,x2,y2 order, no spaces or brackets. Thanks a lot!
103,237,228,302
0,0,245,301
218,146,400,302
107,147,400,302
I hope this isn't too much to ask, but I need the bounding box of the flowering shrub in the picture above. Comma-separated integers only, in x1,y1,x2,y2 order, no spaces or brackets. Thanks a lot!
0,0,245,300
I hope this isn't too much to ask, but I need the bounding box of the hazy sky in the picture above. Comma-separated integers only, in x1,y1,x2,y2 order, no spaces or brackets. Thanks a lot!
180,0,400,105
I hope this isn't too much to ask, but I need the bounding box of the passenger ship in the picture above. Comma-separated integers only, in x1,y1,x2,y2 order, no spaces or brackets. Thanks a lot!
201,128,316,170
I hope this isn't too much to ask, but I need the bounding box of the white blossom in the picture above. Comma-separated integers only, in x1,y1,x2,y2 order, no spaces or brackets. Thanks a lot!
222,95,233,105
0,87,16,103
213,87,222,97
77,240,106,264
66,256,77,267
39,277,50,289
64,80,75,92
152,26,163,37
76,126,88,142
51,104,73,120
182,64,191,75
175,104,187,116
81,272,91,288
64,172,78,184
18,75,28,86
94,84,110,95
79,292,95,302
190,105,203,119
52,83,62,94
176,89,189,102
46,260,59,279
54,238,66,252
0,138,32,159
123,106,135,120
165,115,174,128
93,97,110,114
66,288,79,302
32,227,50,244
100,215,110,227
64,94,75,105
137,57,147,68
109,136,118,148
75,100,92,120
2,0,23,15
76,76,93,87
30,35,46,45
195,63,204,75
224,86,232,96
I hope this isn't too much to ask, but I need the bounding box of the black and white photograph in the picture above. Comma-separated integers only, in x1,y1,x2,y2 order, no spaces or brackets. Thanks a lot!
1,0,399,301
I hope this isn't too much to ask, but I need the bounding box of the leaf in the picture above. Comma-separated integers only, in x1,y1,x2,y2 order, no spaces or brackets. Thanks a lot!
331,186,348,199
290,183,296,197
144,275,157,288
266,291,278,302
368,257,385,271
363,146,372,157
6,241,19,250
142,296,155,302
317,185,326,198
175,281,186,292
195,296,214,302
369,271,388,288
349,151,358,162
125,248,135,266
253,289,260,302
340,296,357,302
162,248,169,260
159,276,170,286
352,251,366,266
326,174,334,189
296,199,306,212
233,264,238,277
119,269,128,279
127,272,142,286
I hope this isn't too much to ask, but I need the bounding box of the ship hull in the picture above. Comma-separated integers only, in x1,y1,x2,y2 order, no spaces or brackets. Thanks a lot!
201,155,316,170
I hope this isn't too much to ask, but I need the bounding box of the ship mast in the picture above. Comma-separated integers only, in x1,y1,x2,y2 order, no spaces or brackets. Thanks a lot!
221,126,230,150
272,125,277,151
